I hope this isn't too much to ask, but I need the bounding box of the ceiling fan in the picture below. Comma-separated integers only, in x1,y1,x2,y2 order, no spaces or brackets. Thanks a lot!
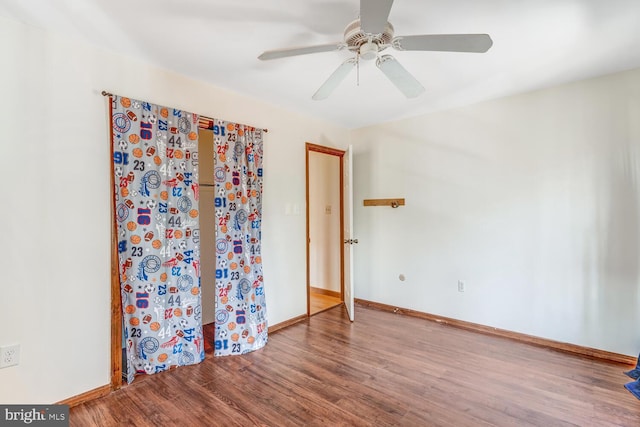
258,0,493,100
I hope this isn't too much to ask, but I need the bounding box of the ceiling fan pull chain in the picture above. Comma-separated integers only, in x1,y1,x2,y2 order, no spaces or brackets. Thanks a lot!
357,54,360,86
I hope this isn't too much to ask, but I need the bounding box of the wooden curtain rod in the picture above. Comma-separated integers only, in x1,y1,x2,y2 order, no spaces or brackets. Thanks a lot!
101,90,268,132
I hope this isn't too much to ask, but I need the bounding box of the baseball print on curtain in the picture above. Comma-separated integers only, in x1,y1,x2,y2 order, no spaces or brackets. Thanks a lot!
212,120,268,356
111,96,204,383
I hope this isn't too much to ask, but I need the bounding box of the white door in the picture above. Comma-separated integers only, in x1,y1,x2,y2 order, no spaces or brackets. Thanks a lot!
343,145,355,321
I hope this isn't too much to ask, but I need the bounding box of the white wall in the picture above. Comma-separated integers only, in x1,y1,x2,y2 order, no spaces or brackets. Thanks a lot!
309,152,341,292
351,67,640,356
0,15,349,403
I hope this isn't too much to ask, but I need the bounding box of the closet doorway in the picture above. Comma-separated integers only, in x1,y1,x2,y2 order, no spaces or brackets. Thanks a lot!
306,143,345,315
198,128,217,327
110,126,218,389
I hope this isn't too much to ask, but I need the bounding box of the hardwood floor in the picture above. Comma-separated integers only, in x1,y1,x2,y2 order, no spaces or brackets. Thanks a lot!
71,305,640,426
309,290,342,315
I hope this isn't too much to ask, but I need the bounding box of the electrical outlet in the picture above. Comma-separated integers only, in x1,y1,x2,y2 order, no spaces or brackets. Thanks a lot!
0,344,20,368
457,280,465,292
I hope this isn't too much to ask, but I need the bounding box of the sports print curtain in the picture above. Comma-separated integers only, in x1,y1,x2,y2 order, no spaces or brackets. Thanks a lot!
211,120,268,356
111,96,204,383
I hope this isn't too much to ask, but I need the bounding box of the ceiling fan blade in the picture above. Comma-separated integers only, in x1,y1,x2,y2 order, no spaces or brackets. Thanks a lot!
312,58,357,100
258,43,344,60
393,34,493,53
360,0,394,34
376,55,425,99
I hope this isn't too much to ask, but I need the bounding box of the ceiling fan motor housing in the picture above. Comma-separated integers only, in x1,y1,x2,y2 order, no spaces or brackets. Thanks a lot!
344,19,394,58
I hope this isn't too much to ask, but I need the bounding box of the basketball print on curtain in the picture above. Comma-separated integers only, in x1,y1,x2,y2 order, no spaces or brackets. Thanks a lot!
111,96,204,383
213,120,268,356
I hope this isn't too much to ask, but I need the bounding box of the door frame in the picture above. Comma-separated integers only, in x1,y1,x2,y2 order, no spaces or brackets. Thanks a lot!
110,105,123,390
305,143,346,316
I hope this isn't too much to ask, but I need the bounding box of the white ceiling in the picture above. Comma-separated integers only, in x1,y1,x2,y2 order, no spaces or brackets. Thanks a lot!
3,0,640,129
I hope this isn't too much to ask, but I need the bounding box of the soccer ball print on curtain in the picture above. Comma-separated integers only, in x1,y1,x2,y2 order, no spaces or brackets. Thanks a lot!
111,96,204,383
213,120,268,356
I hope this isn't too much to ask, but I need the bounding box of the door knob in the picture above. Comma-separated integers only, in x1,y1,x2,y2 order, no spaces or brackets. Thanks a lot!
343,239,359,244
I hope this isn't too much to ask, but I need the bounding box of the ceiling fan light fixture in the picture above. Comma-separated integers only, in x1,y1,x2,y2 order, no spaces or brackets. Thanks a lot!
359,41,379,60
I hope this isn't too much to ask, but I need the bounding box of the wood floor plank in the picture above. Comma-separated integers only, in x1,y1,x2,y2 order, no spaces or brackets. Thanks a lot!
71,305,640,426
310,290,342,315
